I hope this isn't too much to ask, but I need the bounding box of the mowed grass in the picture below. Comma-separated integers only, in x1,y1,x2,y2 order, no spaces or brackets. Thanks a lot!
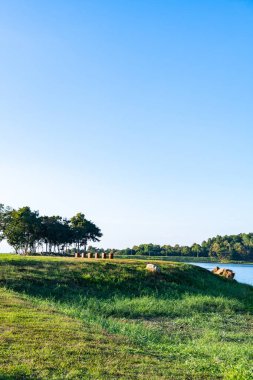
0,255,252,379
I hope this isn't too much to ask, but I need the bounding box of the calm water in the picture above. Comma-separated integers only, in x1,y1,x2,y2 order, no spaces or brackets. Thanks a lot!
190,262,253,286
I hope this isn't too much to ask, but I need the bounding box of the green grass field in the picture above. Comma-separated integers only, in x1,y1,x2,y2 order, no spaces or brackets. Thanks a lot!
0,255,252,379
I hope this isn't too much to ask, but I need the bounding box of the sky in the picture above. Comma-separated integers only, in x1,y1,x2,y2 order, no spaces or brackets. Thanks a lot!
0,0,253,251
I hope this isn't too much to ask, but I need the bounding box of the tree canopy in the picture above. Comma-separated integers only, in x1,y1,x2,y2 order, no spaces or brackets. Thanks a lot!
112,235,253,261
0,204,102,255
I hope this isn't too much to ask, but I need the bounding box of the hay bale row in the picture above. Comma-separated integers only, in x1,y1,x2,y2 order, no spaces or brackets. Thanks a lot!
75,252,114,259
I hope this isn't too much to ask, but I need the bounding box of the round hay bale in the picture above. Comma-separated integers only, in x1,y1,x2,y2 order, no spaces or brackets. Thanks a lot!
146,263,161,273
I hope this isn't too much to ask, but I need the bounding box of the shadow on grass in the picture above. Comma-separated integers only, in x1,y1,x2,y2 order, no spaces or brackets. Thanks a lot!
0,257,252,319
0,374,35,380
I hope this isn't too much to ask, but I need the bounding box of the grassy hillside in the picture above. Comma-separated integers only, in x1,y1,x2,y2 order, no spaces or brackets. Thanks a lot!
0,255,252,379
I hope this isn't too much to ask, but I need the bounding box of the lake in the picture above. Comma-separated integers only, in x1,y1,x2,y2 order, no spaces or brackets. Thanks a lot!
190,262,253,286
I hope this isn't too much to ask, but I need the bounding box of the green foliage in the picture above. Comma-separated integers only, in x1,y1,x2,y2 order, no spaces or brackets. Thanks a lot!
112,235,253,261
40,215,72,253
1,207,41,254
70,213,102,251
0,204,102,255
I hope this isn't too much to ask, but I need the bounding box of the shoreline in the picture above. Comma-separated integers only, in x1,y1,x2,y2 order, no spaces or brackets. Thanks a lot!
116,255,253,265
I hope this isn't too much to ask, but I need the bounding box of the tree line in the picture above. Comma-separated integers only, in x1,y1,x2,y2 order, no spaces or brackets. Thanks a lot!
0,204,102,255
89,234,253,261
1,203,253,261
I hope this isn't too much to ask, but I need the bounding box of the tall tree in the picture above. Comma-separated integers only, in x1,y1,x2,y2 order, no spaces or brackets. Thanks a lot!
70,213,102,252
3,206,41,254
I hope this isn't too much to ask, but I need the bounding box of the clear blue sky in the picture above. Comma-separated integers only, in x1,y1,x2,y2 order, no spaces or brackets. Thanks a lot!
1,0,253,251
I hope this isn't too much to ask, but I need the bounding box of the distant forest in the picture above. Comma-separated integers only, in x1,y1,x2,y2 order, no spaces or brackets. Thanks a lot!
1,204,253,261
90,235,253,262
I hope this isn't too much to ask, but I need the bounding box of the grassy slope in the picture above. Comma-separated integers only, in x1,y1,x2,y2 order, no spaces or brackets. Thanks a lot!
0,255,252,380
